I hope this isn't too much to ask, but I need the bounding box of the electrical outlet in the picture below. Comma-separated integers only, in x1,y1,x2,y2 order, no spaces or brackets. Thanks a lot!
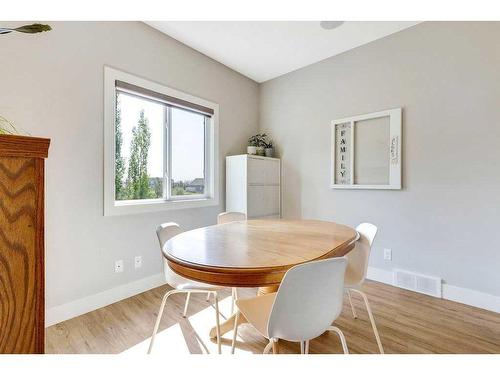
134,256,142,269
115,260,124,273
384,248,392,261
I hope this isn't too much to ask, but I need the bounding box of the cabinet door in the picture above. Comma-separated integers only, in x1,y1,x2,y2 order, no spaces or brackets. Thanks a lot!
247,158,280,185
0,157,42,353
247,185,280,218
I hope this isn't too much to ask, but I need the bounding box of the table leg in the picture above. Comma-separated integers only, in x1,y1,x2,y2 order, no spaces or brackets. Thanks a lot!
257,285,279,295
209,285,279,339
209,311,247,338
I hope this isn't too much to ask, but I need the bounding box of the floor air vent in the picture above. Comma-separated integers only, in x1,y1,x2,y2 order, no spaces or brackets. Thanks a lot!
393,269,442,298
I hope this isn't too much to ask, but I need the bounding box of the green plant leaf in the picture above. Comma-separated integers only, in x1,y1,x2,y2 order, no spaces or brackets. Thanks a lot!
0,116,27,135
14,24,52,34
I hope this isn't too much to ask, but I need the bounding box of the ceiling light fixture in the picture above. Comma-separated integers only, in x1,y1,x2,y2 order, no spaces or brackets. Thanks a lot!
320,21,344,30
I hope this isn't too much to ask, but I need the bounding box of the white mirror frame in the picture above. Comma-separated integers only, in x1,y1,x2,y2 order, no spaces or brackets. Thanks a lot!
330,108,402,190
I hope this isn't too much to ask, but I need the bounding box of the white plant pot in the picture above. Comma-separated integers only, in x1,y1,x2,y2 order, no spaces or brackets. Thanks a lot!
247,146,257,155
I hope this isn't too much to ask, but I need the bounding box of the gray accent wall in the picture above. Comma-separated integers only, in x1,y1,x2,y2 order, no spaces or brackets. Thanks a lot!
0,22,259,310
259,22,500,296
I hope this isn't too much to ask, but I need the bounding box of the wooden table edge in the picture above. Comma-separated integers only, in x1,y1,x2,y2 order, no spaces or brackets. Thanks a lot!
165,239,356,287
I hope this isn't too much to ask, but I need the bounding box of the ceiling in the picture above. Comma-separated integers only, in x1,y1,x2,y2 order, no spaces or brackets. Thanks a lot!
146,21,420,83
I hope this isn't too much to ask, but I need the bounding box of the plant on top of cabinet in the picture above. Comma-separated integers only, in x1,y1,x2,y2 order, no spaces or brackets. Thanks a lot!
248,133,274,157
264,139,274,157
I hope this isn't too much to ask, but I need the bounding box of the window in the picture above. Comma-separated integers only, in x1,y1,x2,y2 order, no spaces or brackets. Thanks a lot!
170,107,207,197
104,67,219,216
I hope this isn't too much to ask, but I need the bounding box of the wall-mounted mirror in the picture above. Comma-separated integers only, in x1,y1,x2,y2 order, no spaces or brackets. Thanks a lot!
331,108,402,189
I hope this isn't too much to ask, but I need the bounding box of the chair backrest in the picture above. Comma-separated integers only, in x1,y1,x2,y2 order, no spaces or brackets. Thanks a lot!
345,223,378,286
156,222,188,288
267,257,347,342
217,211,246,224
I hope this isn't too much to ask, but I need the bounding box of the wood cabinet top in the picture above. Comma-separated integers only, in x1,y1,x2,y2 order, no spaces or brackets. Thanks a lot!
0,134,50,158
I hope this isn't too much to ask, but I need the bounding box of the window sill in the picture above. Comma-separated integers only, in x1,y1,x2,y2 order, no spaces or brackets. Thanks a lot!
104,196,219,216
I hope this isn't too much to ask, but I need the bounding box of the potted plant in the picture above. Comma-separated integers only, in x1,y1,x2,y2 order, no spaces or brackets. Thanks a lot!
264,140,274,157
248,133,268,156
247,135,258,155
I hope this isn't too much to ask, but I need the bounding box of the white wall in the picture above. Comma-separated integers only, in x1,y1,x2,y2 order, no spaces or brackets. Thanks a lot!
0,22,259,319
259,22,500,297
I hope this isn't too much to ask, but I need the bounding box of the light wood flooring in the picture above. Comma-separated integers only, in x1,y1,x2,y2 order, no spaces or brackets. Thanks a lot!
45,280,500,354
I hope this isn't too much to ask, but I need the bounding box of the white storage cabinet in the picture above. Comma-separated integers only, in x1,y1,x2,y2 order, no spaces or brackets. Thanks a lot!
226,155,281,219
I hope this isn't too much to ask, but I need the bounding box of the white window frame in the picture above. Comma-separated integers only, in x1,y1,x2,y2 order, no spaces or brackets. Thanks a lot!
104,66,219,216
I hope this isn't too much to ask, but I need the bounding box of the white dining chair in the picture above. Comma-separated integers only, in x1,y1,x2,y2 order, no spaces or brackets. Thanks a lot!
148,222,223,354
343,222,384,354
217,211,247,313
217,211,246,224
231,257,349,354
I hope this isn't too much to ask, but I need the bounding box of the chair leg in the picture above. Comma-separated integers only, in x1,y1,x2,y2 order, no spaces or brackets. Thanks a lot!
231,311,240,354
148,288,223,355
148,290,176,354
213,292,222,354
263,339,273,354
230,287,238,315
272,338,279,354
350,288,384,354
230,288,235,315
183,292,191,318
304,340,309,354
206,292,211,301
328,326,349,354
300,341,304,354
346,289,357,319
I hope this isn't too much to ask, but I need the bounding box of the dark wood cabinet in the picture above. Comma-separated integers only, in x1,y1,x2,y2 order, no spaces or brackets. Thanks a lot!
0,134,50,354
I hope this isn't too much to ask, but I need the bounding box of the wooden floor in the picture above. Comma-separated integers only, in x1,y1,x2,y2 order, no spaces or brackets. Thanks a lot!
45,280,500,354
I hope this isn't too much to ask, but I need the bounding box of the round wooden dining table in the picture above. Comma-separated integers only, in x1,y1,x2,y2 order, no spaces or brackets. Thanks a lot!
162,219,358,339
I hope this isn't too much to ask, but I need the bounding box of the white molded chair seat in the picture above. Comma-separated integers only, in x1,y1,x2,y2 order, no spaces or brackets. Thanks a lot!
217,211,246,224
232,257,349,355
176,282,225,291
235,293,276,338
342,222,384,354
344,270,363,288
148,222,224,354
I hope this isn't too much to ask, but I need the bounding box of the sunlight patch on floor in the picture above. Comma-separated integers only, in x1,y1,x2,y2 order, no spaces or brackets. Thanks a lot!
123,294,255,355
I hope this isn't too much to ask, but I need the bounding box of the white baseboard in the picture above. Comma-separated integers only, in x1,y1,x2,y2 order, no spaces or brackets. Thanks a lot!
366,266,394,285
367,266,500,313
442,284,500,313
46,273,166,327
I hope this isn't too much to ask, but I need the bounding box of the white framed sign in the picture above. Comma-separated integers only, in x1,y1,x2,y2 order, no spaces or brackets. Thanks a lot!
331,108,402,190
